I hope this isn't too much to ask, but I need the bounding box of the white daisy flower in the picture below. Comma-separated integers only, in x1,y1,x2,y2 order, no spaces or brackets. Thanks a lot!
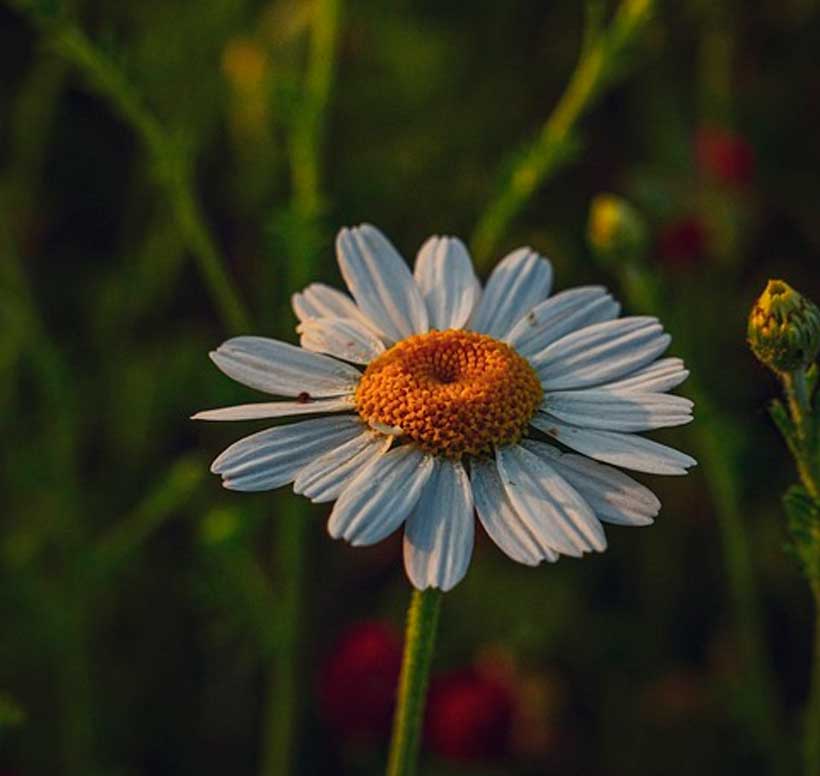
195,224,696,591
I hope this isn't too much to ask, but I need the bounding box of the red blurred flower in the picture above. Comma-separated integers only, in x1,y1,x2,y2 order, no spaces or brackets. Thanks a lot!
657,217,707,267
318,620,402,740
695,126,755,187
426,668,515,761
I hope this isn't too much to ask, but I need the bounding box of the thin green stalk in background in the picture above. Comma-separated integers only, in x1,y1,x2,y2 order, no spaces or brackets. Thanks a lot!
259,497,307,776
93,455,207,575
0,211,96,776
618,263,785,769
470,0,654,267
1,5,252,771
783,371,820,500
259,2,342,775
4,0,252,334
386,589,442,776
289,0,342,221
778,361,820,775
808,611,820,776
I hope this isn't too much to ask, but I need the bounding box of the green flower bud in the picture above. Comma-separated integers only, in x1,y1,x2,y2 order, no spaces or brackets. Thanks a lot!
748,279,820,373
587,193,649,266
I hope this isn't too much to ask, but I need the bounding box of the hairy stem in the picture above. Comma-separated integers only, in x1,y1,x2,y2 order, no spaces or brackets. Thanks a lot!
387,589,443,776
783,370,819,500
808,593,820,776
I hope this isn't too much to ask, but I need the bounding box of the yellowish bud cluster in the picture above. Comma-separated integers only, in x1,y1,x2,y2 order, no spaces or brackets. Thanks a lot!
748,279,820,373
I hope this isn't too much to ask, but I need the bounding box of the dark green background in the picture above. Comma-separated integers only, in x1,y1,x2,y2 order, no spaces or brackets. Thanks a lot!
2,1,820,774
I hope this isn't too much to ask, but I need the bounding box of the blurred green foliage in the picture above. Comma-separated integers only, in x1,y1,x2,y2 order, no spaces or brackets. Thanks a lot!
1,1,820,775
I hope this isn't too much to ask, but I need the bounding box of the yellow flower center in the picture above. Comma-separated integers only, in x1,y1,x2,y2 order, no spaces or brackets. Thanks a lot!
354,329,543,458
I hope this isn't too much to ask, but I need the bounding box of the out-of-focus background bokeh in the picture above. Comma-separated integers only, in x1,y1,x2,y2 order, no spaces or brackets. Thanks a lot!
2,1,820,774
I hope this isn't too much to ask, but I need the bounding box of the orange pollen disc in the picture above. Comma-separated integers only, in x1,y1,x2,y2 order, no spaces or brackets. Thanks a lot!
354,329,543,458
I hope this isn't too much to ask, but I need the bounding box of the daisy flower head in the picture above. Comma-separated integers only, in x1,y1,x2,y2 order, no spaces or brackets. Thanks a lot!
195,224,696,591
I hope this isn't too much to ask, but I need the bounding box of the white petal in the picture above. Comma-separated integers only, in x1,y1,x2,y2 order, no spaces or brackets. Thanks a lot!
291,283,365,323
598,358,690,394
468,248,553,338
542,389,693,432
210,416,364,491
293,430,392,503
403,459,475,591
327,445,435,546
532,317,671,391
531,416,698,475
297,316,386,364
193,396,354,421
336,224,429,343
521,440,660,526
505,286,620,358
470,456,557,565
496,444,606,556
413,236,481,330
211,336,362,397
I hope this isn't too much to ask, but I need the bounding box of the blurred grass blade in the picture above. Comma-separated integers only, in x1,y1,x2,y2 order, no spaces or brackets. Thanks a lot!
471,0,655,267
3,0,252,334
94,454,207,574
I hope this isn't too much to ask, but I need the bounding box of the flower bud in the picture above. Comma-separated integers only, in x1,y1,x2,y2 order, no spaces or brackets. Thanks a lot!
587,194,648,266
748,279,820,372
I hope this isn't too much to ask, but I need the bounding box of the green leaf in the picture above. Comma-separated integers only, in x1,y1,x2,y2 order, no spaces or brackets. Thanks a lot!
769,399,798,456
784,485,820,586
808,362,818,400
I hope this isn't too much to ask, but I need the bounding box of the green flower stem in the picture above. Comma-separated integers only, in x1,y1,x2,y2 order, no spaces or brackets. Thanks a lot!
387,589,443,776
783,370,819,500
781,369,820,776
808,600,820,776
470,0,654,267
5,0,252,334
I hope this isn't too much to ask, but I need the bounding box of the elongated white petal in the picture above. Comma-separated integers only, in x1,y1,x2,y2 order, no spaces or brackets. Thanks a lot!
413,236,481,330
496,444,606,556
533,317,671,391
598,358,690,394
211,416,364,491
293,431,392,503
328,445,435,546
292,283,365,323
193,396,354,421
542,389,693,432
531,415,697,475
521,440,660,526
336,224,428,343
469,248,553,338
505,286,620,358
403,459,474,591
210,336,362,397
297,316,386,364
470,456,557,565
